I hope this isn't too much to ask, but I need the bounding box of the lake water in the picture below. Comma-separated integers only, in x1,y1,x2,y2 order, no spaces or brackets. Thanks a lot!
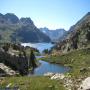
21,43,69,75
28,60,69,76
21,43,54,53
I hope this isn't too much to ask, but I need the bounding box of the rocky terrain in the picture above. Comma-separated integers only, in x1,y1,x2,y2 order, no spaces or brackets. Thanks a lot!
53,12,90,54
0,12,90,90
0,43,29,75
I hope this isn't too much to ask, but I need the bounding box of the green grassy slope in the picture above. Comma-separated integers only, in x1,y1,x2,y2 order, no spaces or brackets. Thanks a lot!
42,48,90,78
0,76,65,90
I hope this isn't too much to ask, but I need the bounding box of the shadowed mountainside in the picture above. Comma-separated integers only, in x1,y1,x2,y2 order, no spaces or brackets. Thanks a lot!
0,13,51,43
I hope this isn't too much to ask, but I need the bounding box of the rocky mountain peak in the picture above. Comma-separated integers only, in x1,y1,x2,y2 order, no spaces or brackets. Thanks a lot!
0,13,4,17
40,27,66,42
4,13,19,24
20,17,34,25
86,12,90,16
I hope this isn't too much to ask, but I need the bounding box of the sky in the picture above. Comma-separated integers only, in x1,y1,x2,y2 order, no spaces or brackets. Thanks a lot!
0,0,90,30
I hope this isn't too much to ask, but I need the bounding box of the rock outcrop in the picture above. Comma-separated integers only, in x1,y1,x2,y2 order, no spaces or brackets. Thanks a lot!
78,77,90,90
0,44,28,75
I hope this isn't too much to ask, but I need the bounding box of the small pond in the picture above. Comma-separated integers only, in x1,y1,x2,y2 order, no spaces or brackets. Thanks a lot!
21,43,69,76
28,60,69,76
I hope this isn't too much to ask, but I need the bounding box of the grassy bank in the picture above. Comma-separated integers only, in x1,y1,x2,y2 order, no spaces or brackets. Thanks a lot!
41,48,90,78
0,76,65,90
0,48,90,90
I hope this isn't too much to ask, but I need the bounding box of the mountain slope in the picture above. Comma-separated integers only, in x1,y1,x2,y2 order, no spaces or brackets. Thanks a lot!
0,13,51,43
40,27,66,42
54,12,90,53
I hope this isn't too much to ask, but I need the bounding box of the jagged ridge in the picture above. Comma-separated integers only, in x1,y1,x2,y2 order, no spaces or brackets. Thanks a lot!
0,13,51,43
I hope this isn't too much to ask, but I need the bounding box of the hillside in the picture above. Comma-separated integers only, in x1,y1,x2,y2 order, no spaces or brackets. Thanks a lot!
0,13,51,43
41,12,90,90
42,47,90,90
53,12,90,53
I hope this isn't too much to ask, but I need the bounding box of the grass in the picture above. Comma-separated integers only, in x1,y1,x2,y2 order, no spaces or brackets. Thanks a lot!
41,48,90,78
0,76,65,90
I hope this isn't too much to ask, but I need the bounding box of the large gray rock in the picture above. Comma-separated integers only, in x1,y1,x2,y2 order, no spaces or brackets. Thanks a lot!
78,77,90,90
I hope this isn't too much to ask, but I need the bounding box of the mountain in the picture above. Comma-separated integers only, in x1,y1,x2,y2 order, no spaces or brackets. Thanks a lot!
0,13,51,43
40,27,66,42
53,12,90,53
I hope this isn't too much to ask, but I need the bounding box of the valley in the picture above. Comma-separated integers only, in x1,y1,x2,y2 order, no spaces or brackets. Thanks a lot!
0,12,90,90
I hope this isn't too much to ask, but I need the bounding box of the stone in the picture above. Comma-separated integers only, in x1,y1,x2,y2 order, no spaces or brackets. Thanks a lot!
51,73,65,80
44,72,54,76
78,77,90,90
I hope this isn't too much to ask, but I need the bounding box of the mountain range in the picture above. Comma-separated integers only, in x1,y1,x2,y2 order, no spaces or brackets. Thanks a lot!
0,12,90,46
0,13,51,43
40,27,66,42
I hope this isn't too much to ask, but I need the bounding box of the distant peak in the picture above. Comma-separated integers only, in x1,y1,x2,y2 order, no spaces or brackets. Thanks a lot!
0,13,3,16
43,27,49,29
0,13,4,17
5,13,15,15
86,12,90,15
4,13,19,24
20,17,34,25
5,13,18,18
20,17,32,21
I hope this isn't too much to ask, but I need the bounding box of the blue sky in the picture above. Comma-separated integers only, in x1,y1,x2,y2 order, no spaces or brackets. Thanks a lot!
0,0,90,30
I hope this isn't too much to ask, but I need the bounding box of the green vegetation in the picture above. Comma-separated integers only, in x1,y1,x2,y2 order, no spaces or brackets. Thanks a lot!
0,76,65,90
0,12,90,90
42,48,90,78
29,50,37,68
43,49,51,54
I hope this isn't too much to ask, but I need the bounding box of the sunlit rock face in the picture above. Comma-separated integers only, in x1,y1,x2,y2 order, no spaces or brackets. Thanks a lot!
53,12,90,53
